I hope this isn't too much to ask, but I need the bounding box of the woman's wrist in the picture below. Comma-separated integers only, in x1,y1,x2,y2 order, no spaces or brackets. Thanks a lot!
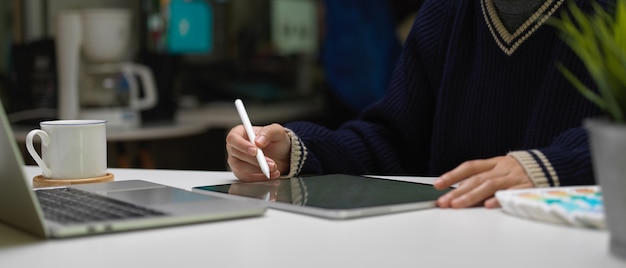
508,150,559,187
279,128,308,178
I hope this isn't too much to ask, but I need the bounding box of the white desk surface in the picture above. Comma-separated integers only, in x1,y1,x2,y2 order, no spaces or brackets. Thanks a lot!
1,166,623,268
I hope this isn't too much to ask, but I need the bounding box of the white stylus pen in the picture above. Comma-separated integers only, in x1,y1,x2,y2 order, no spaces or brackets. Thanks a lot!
235,99,271,179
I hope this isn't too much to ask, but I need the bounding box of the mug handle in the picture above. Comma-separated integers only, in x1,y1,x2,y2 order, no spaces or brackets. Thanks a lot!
26,130,53,178
122,64,158,111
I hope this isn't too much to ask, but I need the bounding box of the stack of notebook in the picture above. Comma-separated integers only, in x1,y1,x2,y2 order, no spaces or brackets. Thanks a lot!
495,186,604,229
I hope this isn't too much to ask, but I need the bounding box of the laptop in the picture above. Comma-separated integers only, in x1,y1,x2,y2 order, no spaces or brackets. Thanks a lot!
0,101,266,239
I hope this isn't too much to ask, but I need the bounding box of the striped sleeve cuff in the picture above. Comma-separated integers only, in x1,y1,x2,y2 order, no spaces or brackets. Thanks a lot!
278,128,308,179
508,150,560,187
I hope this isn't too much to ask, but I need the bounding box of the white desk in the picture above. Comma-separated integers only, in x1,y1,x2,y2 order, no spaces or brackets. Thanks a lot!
1,166,623,268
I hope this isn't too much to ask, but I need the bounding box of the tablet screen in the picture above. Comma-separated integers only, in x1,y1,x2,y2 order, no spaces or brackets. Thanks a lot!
194,174,451,210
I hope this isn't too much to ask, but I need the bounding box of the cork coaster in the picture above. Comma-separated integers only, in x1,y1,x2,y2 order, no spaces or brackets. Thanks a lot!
33,173,115,188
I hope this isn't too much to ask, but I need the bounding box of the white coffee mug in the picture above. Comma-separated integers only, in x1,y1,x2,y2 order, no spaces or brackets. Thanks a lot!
26,120,107,180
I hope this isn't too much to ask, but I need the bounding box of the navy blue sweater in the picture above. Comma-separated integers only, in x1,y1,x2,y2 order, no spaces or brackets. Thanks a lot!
286,0,605,187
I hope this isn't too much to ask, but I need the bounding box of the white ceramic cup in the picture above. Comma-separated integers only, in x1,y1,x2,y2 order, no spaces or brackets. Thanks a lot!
26,120,107,180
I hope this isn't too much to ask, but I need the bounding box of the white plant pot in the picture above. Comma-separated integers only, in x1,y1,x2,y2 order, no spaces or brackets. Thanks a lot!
585,118,626,260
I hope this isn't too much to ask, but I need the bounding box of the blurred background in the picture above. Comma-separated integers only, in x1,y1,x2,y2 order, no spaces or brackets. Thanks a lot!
0,0,422,171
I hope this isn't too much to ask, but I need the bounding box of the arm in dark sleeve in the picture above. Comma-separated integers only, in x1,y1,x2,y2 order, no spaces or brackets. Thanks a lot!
509,127,595,187
285,1,455,176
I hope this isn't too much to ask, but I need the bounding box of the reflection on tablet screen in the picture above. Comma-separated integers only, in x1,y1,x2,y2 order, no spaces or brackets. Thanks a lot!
196,174,452,210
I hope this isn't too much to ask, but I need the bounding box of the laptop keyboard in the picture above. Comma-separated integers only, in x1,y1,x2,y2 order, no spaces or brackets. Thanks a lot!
35,188,166,225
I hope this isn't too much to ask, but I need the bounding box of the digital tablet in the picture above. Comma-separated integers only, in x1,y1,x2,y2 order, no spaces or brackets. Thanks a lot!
192,174,452,219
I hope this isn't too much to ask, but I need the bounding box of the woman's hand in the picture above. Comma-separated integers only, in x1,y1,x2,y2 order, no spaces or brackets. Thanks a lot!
433,156,534,208
226,123,291,181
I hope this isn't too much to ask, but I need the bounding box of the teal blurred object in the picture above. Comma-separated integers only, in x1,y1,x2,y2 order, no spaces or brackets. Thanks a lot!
167,0,212,53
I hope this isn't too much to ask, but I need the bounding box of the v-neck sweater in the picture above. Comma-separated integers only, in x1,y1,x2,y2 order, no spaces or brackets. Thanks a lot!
493,0,545,32
285,0,608,187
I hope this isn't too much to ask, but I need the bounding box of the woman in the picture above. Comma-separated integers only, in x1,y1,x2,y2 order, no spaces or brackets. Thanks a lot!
225,0,607,208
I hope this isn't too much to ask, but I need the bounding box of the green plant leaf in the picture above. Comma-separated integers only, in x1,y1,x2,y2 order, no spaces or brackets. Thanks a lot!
551,0,626,123
557,63,607,110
